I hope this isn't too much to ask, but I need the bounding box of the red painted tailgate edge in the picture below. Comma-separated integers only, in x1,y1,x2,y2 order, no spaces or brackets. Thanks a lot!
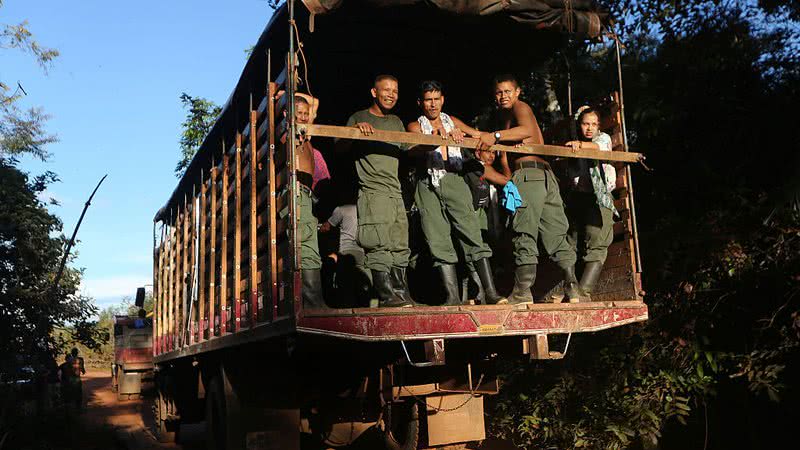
297,301,648,341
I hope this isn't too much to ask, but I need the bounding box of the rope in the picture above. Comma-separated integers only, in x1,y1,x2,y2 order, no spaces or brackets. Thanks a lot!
563,0,574,34
289,19,313,98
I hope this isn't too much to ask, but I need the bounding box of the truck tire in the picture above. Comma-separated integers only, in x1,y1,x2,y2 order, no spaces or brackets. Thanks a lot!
155,389,178,443
384,400,420,450
206,376,226,450
206,375,246,450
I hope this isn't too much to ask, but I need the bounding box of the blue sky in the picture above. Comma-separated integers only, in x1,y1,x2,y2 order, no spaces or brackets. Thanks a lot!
4,1,275,310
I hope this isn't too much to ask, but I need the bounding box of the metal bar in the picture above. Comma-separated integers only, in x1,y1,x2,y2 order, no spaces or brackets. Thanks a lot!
614,35,643,273
220,152,229,334
288,2,301,321
182,196,190,348
189,195,200,345
234,133,243,332
172,210,182,351
209,164,218,337
249,109,259,326
303,124,642,163
198,175,207,342
157,225,166,354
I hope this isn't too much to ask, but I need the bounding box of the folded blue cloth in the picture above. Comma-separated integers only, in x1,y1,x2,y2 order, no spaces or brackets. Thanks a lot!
502,181,523,213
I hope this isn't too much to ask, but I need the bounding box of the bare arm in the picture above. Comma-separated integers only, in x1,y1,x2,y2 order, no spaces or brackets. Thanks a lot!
450,116,482,138
564,140,600,152
482,164,509,186
498,151,512,178
406,120,439,156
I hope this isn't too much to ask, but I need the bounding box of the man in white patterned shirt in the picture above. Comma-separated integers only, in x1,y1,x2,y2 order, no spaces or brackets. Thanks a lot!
407,80,506,305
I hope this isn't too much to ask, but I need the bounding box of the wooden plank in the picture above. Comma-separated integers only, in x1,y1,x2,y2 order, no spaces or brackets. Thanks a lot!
182,199,190,348
184,194,201,345
268,82,279,321
156,227,166,354
173,210,183,351
208,167,217,337
165,225,173,353
234,133,243,332
304,124,643,163
220,153,229,334
249,110,259,326
198,180,207,342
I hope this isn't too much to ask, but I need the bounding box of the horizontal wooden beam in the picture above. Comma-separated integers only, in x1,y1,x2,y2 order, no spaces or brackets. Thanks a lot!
303,124,643,163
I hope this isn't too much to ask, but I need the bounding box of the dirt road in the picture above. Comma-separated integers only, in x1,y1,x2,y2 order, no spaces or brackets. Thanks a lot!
77,370,204,450
78,370,514,450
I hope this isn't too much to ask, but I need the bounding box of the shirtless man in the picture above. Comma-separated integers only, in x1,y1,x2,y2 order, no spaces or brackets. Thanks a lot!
407,80,506,305
478,74,582,304
294,95,327,308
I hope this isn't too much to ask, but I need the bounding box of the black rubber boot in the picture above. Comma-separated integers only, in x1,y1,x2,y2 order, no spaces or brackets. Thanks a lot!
563,266,587,303
509,264,536,305
580,261,604,300
468,269,485,305
373,270,412,308
474,258,507,305
438,264,461,306
302,269,327,309
390,266,416,305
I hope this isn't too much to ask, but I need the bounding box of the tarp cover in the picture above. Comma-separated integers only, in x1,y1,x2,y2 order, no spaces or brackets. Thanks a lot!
303,0,605,37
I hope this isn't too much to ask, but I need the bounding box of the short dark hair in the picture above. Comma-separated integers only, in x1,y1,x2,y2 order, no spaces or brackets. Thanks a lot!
418,80,443,100
71,348,78,356
493,74,519,88
374,74,398,86
577,107,600,123
294,95,309,106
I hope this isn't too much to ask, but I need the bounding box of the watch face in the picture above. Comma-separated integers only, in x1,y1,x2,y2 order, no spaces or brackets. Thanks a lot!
494,132,501,140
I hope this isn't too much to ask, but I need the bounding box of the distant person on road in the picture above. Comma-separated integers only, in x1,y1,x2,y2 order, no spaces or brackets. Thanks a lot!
59,348,85,411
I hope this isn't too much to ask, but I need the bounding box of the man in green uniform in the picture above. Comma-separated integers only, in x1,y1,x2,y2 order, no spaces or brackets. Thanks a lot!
340,75,413,307
407,80,506,305
476,74,584,304
294,95,325,308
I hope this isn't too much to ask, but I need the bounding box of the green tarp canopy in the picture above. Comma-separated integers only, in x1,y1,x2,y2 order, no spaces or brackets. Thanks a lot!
303,0,606,37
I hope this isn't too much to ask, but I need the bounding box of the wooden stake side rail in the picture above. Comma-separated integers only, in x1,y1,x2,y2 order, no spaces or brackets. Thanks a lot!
303,124,644,163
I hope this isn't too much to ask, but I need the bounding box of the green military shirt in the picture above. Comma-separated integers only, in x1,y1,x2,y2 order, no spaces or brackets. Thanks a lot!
345,109,406,198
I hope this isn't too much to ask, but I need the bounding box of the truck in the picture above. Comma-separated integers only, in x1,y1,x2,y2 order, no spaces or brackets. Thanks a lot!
151,1,648,449
111,287,154,400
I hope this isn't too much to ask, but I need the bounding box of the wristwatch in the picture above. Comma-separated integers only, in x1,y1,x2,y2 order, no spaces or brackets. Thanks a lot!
493,131,501,143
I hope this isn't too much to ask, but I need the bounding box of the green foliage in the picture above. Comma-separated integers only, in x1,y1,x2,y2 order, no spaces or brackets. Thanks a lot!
489,2,800,448
0,3,104,376
0,160,102,372
175,92,222,178
1,14,59,161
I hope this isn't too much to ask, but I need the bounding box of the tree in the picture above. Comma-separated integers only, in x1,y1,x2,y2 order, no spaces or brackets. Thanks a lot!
489,1,800,448
0,3,103,374
174,93,221,178
1,7,58,162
